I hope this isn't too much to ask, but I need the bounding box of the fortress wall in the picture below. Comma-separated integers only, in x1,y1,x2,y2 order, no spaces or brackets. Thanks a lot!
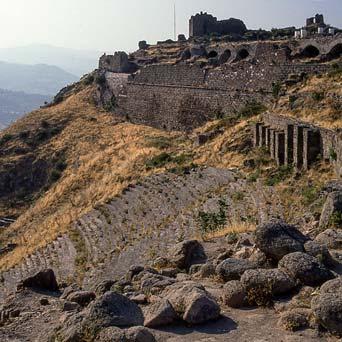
124,83,268,131
132,64,206,86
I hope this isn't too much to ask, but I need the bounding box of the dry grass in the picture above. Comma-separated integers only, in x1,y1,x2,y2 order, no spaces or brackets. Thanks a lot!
201,221,256,241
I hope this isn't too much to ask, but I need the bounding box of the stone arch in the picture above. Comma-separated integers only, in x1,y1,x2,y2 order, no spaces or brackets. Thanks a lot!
232,48,250,63
219,49,232,64
299,45,320,58
207,50,218,58
327,44,342,60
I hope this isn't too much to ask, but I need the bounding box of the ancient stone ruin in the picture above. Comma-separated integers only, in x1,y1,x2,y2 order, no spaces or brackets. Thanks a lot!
189,12,247,37
254,113,342,176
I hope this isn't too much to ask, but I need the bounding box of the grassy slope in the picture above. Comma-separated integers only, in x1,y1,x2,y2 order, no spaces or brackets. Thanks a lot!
0,70,340,271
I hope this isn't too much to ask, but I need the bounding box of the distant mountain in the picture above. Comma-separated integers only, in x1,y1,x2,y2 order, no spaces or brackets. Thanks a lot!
0,61,78,96
0,88,51,128
0,44,100,77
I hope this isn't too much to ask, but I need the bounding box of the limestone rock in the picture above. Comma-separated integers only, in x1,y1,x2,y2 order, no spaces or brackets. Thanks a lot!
144,299,178,328
164,282,220,324
19,269,58,292
168,240,207,271
222,280,246,308
241,269,296,296
319,191,342,229
255,221,308,261
315,228,342,250
84,292,144,332
311,278,342,335
66,291,96,307
216,258,256,281
279,252,335,286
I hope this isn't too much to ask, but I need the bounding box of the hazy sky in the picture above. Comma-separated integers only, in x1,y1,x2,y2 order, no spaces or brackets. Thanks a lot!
1,0,341,53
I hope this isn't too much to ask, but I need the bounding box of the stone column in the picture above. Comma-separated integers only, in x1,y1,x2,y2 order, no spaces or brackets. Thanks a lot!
294,125,304,170
303,128,322,170
275,131,285,166
269,129,276,158
285,124,294,166
265,127,271,151
254,123,262,147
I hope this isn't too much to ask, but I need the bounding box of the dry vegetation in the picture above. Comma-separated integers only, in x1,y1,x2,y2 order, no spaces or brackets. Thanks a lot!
0,69,340,271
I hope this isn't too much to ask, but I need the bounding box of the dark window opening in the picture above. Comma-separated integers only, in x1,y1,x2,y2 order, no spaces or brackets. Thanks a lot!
219,49,232,64
208,50,218,58
300,45,320,58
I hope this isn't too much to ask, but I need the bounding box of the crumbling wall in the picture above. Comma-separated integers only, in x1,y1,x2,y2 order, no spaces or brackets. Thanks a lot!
254,113,340,176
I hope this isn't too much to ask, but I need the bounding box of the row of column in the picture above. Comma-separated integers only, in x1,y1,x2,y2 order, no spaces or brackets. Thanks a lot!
253,122,322,170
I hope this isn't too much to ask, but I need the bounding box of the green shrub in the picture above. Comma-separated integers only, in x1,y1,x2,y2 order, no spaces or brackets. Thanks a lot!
197,199,228,234
145,152,172,169
50,169,62,182
41,120,50,129
311,92,325,102
329,147,337,161
95,74,106,86
272,82,282,98
0,133,13,145
237,100,267,119
302,185,319,205
247,169,261,183
265,165,293,186
104,95,117,111
83,74,94,85
19,131,30,140
329,212,342,228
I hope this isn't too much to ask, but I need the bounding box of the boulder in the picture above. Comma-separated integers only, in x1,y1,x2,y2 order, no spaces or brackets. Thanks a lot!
304,240,334,266
62,301,81,312
222,280,246,308
97,326,125,342
164,282,220,324
53,312,86,342
84,292,144,332
126,265,144,282
216,258,256,281
278,308,311,331
94,280,116,296
125,327,156,342
241,269,296,296
311,278,342,335
67,291,96,307
130,294,147,305
168,240,207,271
144,299,178,328
315,229,342,250
61,284,81,299
140,273,176,294
319,191,342,229
19,269,58,291
255,221,308,261
279,252,335,286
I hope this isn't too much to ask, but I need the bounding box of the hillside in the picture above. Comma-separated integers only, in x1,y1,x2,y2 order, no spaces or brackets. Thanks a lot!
0,88,51,128
0,61,78,96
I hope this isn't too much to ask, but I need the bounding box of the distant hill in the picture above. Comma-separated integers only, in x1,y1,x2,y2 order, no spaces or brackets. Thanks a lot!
0,88,51,128
0,44,100,77
0,61,78,96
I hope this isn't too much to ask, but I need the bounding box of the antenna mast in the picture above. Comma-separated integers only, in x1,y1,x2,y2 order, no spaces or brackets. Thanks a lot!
174,3,176,41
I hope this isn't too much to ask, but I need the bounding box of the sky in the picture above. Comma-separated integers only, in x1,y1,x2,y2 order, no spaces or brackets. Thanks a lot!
0,0,341,53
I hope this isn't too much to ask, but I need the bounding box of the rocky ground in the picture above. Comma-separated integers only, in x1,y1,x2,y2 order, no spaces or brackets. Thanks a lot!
0,217,341,341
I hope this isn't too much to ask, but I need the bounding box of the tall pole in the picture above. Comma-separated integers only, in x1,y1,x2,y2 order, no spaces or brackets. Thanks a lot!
174,3,176,41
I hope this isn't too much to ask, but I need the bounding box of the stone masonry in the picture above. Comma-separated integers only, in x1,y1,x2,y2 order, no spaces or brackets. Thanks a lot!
254,113,341,176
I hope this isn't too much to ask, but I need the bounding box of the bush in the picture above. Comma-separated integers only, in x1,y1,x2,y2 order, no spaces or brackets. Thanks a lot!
50,169,62,182
145,152,172,169
83,74,94,85
95,74,106,86
19,131,30,140
265,165,293,186
311,92,325,102
237,100,267,119
0,133,13,145
197,199,228,234
41,120,50,129
104,95,117,111
329,147,337,161
272,82,282,98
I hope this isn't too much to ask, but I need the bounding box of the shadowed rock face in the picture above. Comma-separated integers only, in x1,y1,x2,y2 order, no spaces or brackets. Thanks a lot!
19,269,58,292
255,221,309,261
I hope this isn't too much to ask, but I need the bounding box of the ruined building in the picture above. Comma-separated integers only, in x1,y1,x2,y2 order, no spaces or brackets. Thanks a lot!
189,12,247,37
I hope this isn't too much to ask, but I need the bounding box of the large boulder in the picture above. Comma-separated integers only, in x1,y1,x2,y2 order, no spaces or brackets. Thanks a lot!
66,291,96,307
164,282,220,324
255,221,309,261
140,273,176,294
311,277,342,335
319,191,342,229
144,299,178,328
84,292,144,333
278,308,311,332
19,269,58,291
97,326,156,342
168,240,207,271
304,240,334,266
279,252,335,286
222,280,246,308
315,228,342,250
216,258,256,281
241,269,296,297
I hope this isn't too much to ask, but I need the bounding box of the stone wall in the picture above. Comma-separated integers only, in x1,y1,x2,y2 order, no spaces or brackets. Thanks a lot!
254,113,341,176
